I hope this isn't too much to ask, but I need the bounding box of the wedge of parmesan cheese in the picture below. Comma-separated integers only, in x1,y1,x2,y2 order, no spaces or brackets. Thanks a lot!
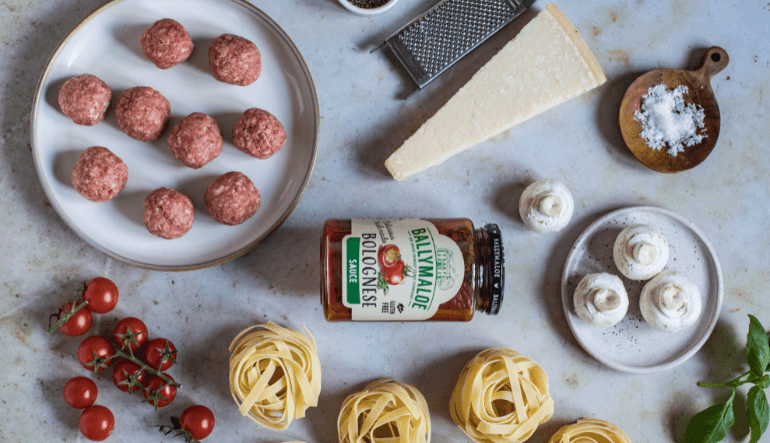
385,3,607,181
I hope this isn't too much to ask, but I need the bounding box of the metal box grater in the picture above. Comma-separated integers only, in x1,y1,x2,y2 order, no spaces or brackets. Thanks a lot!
373,0,536,90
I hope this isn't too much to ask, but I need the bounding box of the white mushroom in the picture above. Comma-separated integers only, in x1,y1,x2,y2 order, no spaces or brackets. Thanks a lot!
519,179,574,233
574,273,629,327
612,224,669,280
640,270,702,332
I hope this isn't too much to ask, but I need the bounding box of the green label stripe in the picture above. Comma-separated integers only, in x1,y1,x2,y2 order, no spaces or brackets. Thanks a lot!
346,237,360,305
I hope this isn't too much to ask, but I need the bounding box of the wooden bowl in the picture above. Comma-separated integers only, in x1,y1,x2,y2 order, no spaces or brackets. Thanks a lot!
619,47,728,173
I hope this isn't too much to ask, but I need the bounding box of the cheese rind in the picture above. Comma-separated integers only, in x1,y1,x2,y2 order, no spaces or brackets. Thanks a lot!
385,3,607,181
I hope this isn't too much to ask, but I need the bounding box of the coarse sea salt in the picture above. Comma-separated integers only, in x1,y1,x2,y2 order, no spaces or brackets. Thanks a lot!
633,84,706,156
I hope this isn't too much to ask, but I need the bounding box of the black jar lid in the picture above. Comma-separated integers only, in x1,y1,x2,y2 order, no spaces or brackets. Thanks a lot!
484,223,504,315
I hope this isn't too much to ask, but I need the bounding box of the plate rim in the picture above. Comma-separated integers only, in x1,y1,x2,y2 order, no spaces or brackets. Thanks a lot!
560,205,724,374
29,0,320,272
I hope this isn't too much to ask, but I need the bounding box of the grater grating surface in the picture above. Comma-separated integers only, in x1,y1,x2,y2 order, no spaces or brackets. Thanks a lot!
374,0,534,90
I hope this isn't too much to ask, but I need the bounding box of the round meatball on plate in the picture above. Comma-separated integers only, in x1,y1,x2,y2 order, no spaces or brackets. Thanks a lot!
143,188,195,239
115,87,170,142
204,172,260,226
232,108,286,159
208,34,261,86
167,112,223,169
71,146,128,202
140,18,194,69
58,74,112,126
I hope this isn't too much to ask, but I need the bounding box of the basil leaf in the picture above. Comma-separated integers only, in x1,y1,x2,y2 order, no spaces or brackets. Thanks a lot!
685,390,736,443
747,315,770,377
748,386,770,443
749,374,765,386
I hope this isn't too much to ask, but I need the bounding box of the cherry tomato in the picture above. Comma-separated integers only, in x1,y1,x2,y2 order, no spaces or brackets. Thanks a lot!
378,244,401,269
392,260,406,275
384,261,407,285
63,376,98,409
180,405,215,440
83,277,119,314
79,405,114,441
77,336,115,372
112,359,146,393
385,271,405,285
143,373,177,408
58,302,92,337
142,338,177,371
113,317,148,352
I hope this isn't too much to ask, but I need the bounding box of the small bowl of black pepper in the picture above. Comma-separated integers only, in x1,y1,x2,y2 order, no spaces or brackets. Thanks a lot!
337,0,399,16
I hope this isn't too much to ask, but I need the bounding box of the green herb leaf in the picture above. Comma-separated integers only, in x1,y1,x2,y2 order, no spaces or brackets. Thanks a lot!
747,315,770,377
749,374,765,387
685,390,736,443
747,386,770,443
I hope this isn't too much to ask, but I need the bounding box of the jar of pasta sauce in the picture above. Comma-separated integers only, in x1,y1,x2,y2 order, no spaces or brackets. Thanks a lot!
321,219,504,321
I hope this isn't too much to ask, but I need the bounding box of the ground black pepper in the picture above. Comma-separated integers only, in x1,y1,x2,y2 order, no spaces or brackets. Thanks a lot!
347,0,390,9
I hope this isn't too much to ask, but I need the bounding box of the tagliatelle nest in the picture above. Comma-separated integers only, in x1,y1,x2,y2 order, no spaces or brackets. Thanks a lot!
228,322,321,430
449,348,554,443
547,418,632,443
338,378,431,443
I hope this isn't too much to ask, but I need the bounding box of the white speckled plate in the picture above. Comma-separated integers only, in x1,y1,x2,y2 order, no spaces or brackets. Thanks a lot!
561,206,723,373
31,0,318,271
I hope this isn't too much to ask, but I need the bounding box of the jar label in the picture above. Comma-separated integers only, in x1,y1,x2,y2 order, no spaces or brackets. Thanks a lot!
342,219,465,320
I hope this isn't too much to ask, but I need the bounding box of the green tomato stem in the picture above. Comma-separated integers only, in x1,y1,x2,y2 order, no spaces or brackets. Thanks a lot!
46,298,89,335
115,349,181,388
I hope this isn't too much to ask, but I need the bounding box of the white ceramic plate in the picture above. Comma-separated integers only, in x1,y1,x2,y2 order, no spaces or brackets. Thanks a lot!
561,206,723,373
31,0,319,270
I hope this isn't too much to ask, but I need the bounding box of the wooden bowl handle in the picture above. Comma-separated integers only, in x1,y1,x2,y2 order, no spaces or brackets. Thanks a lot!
695,46,729,82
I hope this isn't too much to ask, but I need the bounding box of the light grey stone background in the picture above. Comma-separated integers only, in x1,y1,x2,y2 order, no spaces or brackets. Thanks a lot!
1,0,768,442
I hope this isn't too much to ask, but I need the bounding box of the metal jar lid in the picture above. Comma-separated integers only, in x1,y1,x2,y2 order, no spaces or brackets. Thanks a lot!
483,223,504,315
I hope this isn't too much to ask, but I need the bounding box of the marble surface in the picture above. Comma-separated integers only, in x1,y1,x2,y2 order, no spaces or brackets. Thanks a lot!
1,0,769,442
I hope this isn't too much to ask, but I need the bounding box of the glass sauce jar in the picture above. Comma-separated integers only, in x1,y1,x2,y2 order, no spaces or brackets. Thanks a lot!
321,219,504,321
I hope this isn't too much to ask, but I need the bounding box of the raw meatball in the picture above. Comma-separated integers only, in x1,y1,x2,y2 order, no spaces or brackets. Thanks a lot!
71,146,128,202
115,87,170,141
208,34,261,86
58,74,112,126
140,19,193,69
204,172,260,225
143,188,195,239
140,18,194,69
232,108,286,159
167,113,223,168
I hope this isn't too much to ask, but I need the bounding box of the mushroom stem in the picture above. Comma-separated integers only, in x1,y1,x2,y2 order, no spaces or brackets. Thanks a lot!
538,194,563,217
590,288,621,311
660,284,686,316
633,242,658,266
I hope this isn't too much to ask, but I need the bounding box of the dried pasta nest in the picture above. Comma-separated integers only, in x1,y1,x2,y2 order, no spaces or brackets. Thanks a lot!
450,348,554,443
547,418,632,443
338,378,431,443
228,322,321,430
